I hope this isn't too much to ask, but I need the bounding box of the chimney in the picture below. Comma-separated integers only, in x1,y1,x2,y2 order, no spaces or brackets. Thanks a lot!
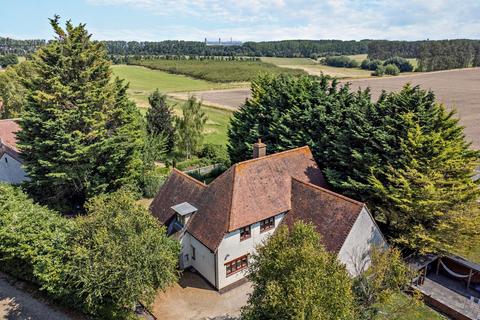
253,138,266,158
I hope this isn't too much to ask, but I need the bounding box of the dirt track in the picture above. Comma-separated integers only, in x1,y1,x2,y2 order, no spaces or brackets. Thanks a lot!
0,272,81,320
174,68,479,149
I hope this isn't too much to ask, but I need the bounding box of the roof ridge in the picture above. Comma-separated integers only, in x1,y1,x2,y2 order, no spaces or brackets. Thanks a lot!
291,177,364,207
233,146,311,167
227,165,237,231
171,168,207,188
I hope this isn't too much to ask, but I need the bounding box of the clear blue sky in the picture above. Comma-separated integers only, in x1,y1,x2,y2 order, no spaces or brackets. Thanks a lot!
2,0,480,41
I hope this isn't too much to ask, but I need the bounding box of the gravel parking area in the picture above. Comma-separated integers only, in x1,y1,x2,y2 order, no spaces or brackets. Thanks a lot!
151,270,251,320
0,272,81,320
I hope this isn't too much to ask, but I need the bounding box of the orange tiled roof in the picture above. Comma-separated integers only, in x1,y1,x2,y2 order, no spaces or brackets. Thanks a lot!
151,146,329,251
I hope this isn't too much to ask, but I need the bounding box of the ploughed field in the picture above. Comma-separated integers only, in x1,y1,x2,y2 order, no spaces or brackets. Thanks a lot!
127,59,306,82
187,68,480,149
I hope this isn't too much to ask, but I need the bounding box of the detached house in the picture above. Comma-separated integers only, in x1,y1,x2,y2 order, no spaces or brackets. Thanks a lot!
0,119,27,184
150,142,386,292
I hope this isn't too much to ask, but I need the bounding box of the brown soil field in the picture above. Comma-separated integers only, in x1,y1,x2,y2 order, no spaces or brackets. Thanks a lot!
346,68,480,149
174,68,479,149
168,88,251,111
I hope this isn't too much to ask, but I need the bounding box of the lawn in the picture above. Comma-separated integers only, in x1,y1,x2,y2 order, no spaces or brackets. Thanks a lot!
127,59,306,82
380,293,445,320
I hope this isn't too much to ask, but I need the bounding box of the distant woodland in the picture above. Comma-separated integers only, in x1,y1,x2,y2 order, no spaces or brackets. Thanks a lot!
2,37,480,71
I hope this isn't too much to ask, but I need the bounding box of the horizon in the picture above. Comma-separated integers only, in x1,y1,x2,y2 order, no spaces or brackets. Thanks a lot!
1,0,480,42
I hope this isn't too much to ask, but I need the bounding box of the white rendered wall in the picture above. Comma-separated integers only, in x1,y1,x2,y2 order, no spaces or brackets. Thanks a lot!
216,213,285,289
338,207,386,276
0,154,27,184
187,234,216,286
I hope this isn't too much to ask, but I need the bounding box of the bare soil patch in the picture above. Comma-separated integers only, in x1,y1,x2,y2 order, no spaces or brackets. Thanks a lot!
175,68,479,149
345,68,480,149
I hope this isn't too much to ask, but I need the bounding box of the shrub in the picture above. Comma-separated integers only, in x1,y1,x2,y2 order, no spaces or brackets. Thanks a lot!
384,64,400,76
0,184,73,297
383,56,413,72
68,190,180,317
372,65,386,76
142,167,168,198
323,56,358,68
199,143,230,167
361,59,382,71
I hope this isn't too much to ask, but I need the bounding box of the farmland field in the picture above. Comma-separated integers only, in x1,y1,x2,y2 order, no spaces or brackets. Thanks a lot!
263,55,373,78
112,65,234,145
127,59,306,82
180,68,480,149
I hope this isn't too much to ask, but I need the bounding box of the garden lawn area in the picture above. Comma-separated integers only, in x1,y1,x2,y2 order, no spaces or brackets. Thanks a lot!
127,59,306,82
380,293,445,320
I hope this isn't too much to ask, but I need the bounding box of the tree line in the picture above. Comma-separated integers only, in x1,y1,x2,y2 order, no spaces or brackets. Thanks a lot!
368,39,480,71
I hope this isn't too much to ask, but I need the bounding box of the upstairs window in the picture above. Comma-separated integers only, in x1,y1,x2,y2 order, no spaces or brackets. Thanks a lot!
260,216,275,233
240,225,251,241
225,255,248,277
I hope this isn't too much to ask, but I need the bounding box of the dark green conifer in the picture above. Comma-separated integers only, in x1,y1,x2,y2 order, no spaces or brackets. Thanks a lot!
17,16,144,211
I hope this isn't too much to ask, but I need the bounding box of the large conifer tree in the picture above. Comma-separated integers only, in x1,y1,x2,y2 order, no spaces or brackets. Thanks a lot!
146,89,175,152
17,16,144,211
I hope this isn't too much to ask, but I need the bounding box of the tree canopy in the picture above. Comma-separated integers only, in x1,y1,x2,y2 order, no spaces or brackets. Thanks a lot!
242,222,356,320
68,189,180,317
175,96,207,159
17,16,145,212
146,89,175,152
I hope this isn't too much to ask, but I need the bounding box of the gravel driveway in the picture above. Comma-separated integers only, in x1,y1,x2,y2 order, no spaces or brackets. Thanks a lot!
151,270,251,320
0,272,81,320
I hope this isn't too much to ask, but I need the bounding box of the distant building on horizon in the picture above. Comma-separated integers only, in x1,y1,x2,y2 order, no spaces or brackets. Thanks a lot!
205,37,243,46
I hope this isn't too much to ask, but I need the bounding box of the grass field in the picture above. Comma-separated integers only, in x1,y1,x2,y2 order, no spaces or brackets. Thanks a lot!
112,65,233,145
128,59,306,82
381,294,445,320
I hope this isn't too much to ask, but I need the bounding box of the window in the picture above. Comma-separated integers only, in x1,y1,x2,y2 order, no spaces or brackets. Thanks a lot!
225,255,248,276
4,157,7,163
240,225,251,241
191,245,196,260
260,216,275,232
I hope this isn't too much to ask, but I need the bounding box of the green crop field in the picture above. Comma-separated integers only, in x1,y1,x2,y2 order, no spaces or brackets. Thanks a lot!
128,59,306,82
112,64,245,108
112,65,233,146
260,57,318,65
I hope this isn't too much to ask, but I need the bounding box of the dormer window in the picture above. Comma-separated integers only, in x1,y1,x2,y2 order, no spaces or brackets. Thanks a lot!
240,225,251,241
171,202,198,227
260,216,275,233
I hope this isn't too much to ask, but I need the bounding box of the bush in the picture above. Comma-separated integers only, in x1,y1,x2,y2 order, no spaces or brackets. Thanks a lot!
323,56,358,68
175,156,213,171
0,54,19,68
142,167,168,198
199,143,230,167
383,56,413,72
68,190,180,317
384,64,400,76
0,184,72,297
361,59,382,71
372,65,386,76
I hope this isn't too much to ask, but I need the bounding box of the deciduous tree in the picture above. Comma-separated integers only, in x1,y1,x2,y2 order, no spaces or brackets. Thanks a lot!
241,222,356,320
68,189,180,317
175,96,206,159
